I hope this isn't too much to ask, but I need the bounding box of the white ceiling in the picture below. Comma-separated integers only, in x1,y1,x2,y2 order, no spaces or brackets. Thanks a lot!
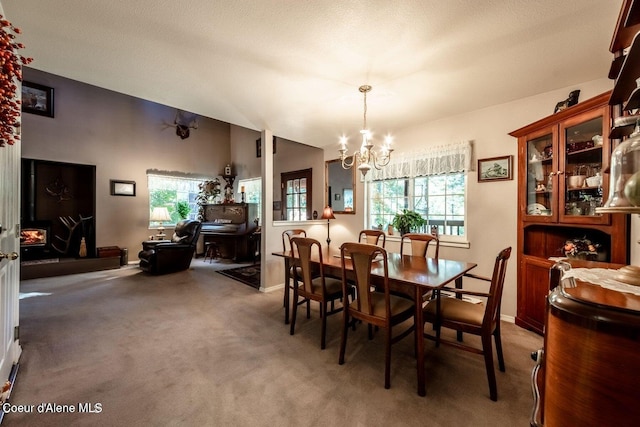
2,0,621,149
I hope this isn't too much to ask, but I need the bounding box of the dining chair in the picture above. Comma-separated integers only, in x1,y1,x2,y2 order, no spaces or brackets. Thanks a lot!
399,233,439,258
422,247,512,401
289,237,345,349
338,242,415,389
399,233,440,302
282,229,308,313
358,229,386,247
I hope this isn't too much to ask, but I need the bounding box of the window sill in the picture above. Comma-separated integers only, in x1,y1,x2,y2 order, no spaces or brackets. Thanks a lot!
385,234,470,249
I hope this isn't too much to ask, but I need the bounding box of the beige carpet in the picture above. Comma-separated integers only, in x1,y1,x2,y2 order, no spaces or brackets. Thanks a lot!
6,259,542,426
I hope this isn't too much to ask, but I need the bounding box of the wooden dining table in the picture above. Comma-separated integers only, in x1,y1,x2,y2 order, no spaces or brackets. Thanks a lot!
272,246,477,396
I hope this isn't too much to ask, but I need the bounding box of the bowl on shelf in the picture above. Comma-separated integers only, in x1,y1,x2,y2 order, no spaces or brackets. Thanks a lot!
585,175,602,187
567,175,586,188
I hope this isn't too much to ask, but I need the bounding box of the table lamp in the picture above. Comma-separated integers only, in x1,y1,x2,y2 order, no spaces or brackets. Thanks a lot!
321,206,335,245
150,207,171,239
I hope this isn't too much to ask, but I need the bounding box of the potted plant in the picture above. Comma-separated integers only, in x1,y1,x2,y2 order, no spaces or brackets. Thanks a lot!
392,209,426,235
176,201,190,220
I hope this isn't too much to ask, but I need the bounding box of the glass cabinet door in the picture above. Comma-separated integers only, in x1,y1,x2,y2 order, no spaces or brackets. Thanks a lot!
560,111,606,223
525,129,556,220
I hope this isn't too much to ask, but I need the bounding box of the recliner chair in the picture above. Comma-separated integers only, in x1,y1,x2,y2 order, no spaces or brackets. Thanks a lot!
138,219,202,274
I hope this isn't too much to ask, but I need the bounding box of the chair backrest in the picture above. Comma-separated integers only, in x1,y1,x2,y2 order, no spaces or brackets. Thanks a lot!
173,220,202,247
282,229,306,252
482,247,512,327
358,229,386,248
400,233,439,258
290,237,325,295
340,242,389,319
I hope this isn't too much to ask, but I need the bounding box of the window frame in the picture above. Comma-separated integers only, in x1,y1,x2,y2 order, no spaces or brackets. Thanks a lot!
365,172,469,246
147,173,211,228
281,168,312,221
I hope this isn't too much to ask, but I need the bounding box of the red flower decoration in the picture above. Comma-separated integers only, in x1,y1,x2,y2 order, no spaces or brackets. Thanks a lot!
1,15,33,147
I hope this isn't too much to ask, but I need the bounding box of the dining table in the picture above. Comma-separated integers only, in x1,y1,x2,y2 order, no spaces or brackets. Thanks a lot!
272,246,477,396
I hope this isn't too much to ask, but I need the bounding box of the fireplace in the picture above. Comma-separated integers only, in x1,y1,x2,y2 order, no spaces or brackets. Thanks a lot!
21,159,96,261
20,221,54,261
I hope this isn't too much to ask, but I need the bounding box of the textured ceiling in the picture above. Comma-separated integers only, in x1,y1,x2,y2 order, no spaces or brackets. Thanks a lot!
2,0,621,148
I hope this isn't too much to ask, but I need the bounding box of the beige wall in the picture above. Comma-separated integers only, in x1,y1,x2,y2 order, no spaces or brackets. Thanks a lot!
21,68,232,260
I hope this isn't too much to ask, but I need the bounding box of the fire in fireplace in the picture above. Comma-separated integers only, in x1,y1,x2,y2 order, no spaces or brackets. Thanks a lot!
20,228,48,247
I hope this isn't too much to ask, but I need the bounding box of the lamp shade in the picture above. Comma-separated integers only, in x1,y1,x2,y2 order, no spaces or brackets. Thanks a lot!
321,206,335,220
150,207,171,222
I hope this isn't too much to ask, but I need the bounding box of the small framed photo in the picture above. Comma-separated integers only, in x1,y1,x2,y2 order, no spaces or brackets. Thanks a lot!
478,155,513,182
110,180,136,196
22,81,54,118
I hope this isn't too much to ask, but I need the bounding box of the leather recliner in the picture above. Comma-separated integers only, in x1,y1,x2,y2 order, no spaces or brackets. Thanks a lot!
138,219,202,274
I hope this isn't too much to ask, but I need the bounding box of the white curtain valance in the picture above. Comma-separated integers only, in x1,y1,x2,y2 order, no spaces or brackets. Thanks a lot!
370,140,472,180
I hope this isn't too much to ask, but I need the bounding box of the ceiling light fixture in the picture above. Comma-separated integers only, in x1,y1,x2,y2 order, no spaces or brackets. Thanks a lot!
338,85,393,177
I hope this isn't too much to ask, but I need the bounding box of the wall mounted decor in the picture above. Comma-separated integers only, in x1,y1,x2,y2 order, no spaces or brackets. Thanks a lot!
22,81,54,118
256,136,277,158
478,155,513,182
110,180,136,196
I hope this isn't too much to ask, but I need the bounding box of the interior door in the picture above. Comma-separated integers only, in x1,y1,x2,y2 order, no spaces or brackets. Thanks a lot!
0,103,22,383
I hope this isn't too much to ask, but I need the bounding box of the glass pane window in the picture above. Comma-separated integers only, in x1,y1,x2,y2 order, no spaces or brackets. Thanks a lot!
281,169,312,221
368,172,466,237
237,177,262,225
148,174,208,227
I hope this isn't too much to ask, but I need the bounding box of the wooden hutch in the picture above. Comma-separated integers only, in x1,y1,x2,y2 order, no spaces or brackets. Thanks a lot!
509,92,629,334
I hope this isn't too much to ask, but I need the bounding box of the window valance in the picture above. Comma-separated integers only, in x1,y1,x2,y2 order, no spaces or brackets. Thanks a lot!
370,140,472,180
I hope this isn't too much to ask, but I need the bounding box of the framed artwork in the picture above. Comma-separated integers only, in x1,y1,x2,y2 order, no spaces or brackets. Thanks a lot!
110,180,136,196
22,81,54,118
478,155,513,182
256,136,277,158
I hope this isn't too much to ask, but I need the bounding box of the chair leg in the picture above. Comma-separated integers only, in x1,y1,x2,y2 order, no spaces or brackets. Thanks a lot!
321,301,327,350
384,325,392,389
482,333,498,401
339,311,349,365
306,298,311,319
368,324,374,340
494,326,505,372
290,288,298,336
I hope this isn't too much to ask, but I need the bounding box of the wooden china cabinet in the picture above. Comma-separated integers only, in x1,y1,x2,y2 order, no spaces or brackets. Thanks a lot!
509,93,629,334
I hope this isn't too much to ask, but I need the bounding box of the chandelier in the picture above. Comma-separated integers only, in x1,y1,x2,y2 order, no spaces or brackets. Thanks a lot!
338,84,393,177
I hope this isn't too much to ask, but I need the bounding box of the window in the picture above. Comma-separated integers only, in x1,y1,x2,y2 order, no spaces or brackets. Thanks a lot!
281,168,312,221
366,141,471,240
368,173,466,237
147,173,208,227
237,177,262,225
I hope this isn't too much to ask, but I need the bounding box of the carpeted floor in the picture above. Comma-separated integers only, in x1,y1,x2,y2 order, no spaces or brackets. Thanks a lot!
7,260,543,426
217,264,260,289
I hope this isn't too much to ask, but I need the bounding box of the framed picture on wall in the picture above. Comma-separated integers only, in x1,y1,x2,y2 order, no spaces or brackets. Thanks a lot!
110,180,136,196
477,155,513,182
256,136,277,158
22,81,54,118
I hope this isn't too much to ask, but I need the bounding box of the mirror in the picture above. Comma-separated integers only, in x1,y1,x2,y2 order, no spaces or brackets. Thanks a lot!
272,138,325,221
325,158,356,214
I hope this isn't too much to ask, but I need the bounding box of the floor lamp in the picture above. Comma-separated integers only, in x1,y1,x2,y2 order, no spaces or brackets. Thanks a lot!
321,206,335,246
150,207,172,240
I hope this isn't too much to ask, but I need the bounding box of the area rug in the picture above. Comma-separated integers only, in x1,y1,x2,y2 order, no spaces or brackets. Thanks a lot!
217,264,260,289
